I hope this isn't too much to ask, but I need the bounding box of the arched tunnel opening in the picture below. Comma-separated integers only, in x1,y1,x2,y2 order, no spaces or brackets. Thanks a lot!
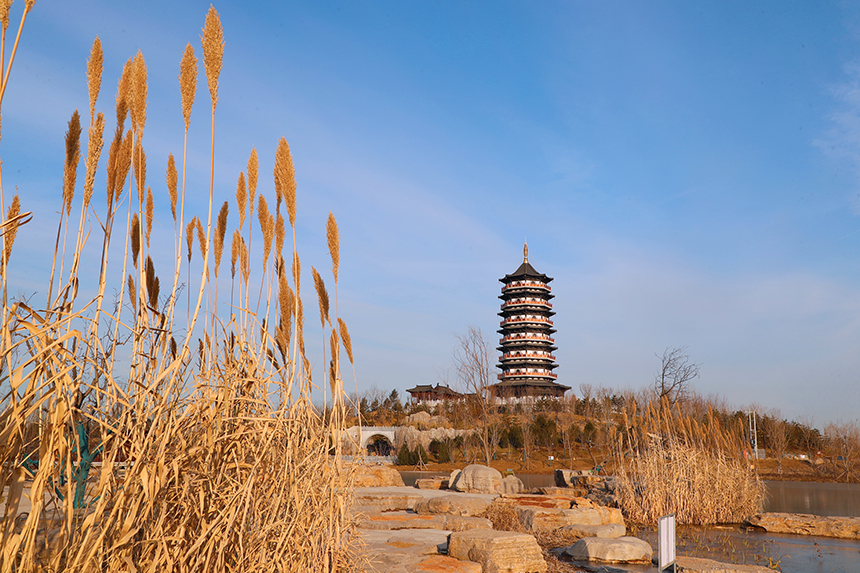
366,435,393,456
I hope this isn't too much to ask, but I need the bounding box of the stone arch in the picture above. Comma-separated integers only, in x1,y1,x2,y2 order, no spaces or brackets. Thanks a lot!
365,434,394,456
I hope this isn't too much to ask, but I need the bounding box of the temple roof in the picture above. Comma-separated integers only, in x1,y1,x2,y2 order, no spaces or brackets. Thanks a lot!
489,379,571,391
500,242,552,284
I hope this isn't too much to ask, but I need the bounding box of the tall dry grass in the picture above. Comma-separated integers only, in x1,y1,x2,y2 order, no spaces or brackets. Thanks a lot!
613,397,764,525
0,5,356,572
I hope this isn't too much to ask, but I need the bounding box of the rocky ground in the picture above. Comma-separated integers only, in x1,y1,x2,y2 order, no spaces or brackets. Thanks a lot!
351,464,785,573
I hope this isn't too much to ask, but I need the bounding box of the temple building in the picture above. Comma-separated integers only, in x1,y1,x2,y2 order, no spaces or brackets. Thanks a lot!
405,383,464,407
490,243,570,402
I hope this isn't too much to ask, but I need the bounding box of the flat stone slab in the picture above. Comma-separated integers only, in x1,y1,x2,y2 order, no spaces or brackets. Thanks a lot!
355,487,498,513
517,506,624,532
411,555,482,573
448,529,547,573
746,512,860,540
497,494,574,509
416,478,448,490
358,511,491,532
676,556,774,573
557,523,626,539
359,528,450,555
564,536,652,564
414,494,491,516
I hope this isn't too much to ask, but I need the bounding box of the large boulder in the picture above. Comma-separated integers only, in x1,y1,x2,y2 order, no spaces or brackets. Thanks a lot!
413,494,491,517
452,464,502,494
745,513,860,539
415,477,448,490
501,475,525,495
448,529,547,573
564,536,652,564
353,465,405,487
354,489,424,512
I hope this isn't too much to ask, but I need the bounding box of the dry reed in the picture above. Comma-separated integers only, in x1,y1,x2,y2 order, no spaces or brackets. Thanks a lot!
614,398,764,525
0,6,356,572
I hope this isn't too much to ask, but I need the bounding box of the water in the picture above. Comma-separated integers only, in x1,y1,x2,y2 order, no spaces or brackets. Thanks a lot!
399,471,860,572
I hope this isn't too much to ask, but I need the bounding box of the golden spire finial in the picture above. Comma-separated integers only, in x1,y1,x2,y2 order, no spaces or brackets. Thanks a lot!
523,240,529,262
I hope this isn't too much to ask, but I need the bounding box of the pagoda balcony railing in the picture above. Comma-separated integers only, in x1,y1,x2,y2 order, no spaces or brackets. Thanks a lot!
500,333,554,343
502,281,551,292
501,352,556,361
498,370,558,379
500,316,553,327
500,299,552,310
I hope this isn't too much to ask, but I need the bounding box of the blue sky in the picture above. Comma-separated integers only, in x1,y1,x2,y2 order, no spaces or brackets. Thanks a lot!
3,1,860,426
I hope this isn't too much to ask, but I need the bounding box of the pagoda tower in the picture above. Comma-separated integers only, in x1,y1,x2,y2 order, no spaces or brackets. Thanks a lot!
492,243,569,402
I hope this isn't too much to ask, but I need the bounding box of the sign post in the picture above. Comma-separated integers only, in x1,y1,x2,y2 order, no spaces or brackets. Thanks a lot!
658,513,676,573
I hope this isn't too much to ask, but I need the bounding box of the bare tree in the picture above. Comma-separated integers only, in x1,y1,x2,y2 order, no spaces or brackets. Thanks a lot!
654,346,700,403
763,409,788,474
453,326,497,467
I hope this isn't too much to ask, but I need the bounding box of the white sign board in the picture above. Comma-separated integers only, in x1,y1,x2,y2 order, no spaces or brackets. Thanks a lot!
658,513,676,571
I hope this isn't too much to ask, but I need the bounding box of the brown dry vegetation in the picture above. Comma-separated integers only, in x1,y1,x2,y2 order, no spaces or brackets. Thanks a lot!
0,5,355,572
613,398,765,525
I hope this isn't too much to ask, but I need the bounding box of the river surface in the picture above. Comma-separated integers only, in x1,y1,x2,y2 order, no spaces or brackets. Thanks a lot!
399,471,860,572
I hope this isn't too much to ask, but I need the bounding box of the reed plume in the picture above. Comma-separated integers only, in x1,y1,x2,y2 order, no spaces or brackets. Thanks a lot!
0,1,10,31
185,218,195,262
146,255,159,309
240,235,249,285
247,147,258,217
195,215,207,260
2,194,20,266
338,317,353,365
274,136,296,227
133,138,147,204
145,186,153,247
235,171,246,229
179,43,197,130
327,211,339,283
130,212,140,266
258,194,272,269
312,266,330,327
201,6,223,108
214,200,228,277
130,51,147,132
166,153,177,222
63,110,82,216
83,112,104,208
127,273,136,313
230,228,240,279
275,212,285,259
87,37,103,122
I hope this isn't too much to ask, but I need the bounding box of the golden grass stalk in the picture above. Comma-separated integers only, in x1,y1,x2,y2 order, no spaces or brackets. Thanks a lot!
201,6,223,109
1,10,357,572
145,186,153,247
2,193,19,266
0,1,10,32
130,51,147,133
274,136,297,227
166,153,177,222
338,317,353,365
258,194,272,269
185,218,195,262
327,211,339,283
195,215,207,260
87,37,102,122
247,147,258,217
275,211,285,258
312,266,330,327
230,228,239,279
130,212,140,266
82,112,104,208
214,200,228,277
235,171,246,230
179,43,197,130
63,110,82,216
